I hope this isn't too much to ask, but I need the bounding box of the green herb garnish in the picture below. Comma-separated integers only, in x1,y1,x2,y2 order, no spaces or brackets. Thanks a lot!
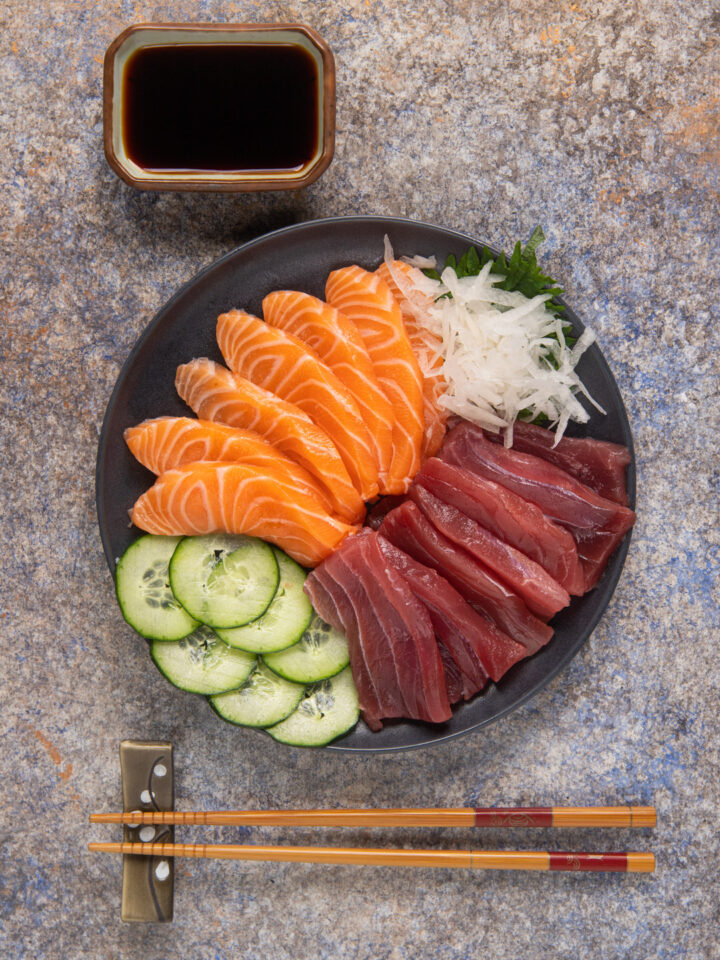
424,225,567,320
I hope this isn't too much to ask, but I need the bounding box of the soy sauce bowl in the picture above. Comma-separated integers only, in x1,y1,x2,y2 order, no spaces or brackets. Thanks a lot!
103,23,336,192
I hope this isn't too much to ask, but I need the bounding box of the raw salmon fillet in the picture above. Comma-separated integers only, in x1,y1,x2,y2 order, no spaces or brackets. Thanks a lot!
124,416,334,509
262,290,395,483
217,309,379,501
325,266,424,494
175,358,365,524
376,260,447,459
130,461,358,568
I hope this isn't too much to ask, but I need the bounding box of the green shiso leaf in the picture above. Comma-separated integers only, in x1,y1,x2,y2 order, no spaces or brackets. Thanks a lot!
423,226,567,319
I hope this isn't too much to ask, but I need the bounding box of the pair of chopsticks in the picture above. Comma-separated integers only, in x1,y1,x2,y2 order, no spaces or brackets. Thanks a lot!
88,805,656,873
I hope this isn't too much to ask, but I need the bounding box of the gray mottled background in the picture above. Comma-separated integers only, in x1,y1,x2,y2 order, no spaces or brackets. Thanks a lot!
2,1,719,957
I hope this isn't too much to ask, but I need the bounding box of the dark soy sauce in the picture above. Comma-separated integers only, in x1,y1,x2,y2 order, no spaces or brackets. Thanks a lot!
122,44,319,172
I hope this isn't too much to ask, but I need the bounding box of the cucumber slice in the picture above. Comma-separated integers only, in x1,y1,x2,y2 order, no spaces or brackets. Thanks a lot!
209,660,305,728
216,550,312,653
262,615,349,683
169,534,279,629
115,535,199,641
150,626,256,695
267,667,359,747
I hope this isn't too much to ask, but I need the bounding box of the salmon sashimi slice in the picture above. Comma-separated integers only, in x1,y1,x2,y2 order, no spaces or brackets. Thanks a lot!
262,290,395,482
175,358,365,524
376,260,448,459
325,266,424,494
130,461,358,568
217,309,379,501
124,415,335,507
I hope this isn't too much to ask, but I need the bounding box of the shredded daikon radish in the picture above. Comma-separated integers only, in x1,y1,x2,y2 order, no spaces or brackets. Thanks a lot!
383,236,603,446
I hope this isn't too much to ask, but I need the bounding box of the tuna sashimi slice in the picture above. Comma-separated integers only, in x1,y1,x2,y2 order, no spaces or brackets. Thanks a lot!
377,535,526,685
217,309,379,500
124,417,336,506
305,566,385,730
345,535,451,725
437,642,469,705
376,260,448,459
487,420,632,506
365,495,407,531
413,458,584,595
325,266,424,493
131,461,357,568
262,291,395,483
175,358,364,524
306,533,452,728
409,485,571,620
439,422,636,591
379,501,553,653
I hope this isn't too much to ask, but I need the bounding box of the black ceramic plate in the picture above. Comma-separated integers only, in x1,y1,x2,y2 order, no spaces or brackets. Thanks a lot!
97,216,635,752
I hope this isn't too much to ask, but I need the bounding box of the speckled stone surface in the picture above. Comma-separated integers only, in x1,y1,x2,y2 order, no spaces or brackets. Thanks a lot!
2,1,719,957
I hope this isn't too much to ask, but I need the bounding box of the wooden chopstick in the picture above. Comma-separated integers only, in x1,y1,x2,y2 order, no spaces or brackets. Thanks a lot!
87,841,655,872
89,805,656,829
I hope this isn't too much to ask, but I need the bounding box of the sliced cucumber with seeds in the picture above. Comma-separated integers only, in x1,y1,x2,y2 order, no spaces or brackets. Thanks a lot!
169,534,279,629
216,550,312,653
150,625,256,695
209,660,305,728
116,535,199,641
263,615,350,683
267,667,359,747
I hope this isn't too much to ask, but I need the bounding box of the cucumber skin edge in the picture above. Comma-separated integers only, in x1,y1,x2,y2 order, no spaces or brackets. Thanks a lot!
148,644,255,697
259,654,349,685
207,691,304,729
114,535,199,642
217,602,313,653
167,536,281,630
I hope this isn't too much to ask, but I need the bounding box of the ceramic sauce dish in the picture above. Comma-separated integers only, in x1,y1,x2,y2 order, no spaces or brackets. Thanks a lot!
103,23,335,192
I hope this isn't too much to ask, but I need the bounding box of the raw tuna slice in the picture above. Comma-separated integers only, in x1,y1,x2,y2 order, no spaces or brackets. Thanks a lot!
437,642,468,704
413,458,584,595
343,534,451,725
409,485,571,620
380,543,489,701
365,495,406,531
305,532,452,729
487,421,632,506
377,535,526,684
304,564,385,730
379,501,553,653
440,422,636,591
